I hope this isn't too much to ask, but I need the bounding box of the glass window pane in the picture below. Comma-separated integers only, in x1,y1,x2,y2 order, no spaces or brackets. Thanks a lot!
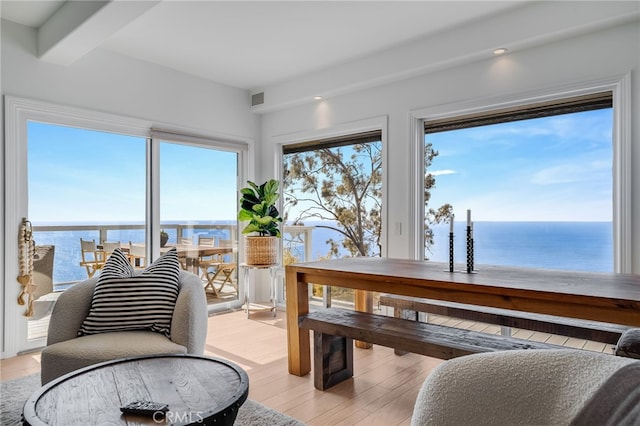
283,138,382,307
27,121,146,340
424,108,613,272
159,141,239,304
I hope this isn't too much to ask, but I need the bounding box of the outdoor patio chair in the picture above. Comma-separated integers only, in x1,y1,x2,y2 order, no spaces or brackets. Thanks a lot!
200,239,237,297
79,238,106,278
198,235,216,246
204,263,237,296
128,242,146,268
196,235,220,277
174,237,196,270
31,245,59,320
197,235,217,265
101,241,121,259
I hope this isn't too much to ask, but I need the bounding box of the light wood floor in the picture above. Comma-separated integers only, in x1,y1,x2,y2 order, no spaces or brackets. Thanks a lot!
1,309,616,426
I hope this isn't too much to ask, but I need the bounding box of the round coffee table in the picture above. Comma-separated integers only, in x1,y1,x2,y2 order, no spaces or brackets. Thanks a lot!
23,354,249,426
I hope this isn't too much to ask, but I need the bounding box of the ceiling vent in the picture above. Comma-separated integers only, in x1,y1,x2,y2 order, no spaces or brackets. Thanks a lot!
251,92,264,107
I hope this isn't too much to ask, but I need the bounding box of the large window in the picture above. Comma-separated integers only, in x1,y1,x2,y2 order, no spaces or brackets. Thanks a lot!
283,131,382,306
423,93,614,272
283,131,382,259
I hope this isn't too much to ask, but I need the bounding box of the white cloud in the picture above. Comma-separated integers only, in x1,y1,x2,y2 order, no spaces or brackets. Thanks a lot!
455,189,611,222
428,169,457,176
530,160,610,185
455,112,611,147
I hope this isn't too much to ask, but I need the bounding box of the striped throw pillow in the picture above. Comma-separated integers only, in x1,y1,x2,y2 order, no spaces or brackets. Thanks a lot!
78,247,181,337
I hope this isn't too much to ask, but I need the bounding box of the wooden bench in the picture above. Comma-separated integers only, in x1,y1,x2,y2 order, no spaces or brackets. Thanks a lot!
300,309,566,390
379,294,631,350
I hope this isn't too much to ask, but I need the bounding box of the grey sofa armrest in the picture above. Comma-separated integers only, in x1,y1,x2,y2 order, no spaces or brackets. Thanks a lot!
170,271,208,354
46,277,97,345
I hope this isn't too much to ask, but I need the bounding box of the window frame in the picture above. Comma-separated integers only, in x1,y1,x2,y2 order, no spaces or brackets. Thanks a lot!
272,116,388,306
3,96,253,356
409,74,632,273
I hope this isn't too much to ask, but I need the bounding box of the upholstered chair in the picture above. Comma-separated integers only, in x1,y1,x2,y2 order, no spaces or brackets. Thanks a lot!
40,269,208,385
411,349,640,426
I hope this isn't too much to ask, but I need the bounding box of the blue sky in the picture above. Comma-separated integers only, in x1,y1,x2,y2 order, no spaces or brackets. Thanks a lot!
159,142,237,221
27,122,238,223
426,108,613,222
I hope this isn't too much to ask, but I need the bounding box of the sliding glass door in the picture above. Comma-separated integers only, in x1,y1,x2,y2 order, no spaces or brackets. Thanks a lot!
5,97,248,356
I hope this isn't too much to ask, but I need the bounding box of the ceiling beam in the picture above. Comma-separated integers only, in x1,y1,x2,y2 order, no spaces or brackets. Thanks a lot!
38,0,159,65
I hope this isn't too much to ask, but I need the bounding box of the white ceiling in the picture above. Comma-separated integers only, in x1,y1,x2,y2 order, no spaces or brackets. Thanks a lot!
1,1,529,90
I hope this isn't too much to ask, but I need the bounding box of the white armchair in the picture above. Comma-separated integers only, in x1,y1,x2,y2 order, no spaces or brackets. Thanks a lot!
411,349,640,426
40,270,208,385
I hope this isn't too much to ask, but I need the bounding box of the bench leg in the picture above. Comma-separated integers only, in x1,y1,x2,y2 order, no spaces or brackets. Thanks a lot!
393,308,417,356
313,332,353,390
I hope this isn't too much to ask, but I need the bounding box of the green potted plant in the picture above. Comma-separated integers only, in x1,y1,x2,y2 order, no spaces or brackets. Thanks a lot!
238,179,282,265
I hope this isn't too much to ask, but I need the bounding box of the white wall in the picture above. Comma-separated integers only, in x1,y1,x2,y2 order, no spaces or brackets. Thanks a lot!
260,22,640,272
1,19,257,138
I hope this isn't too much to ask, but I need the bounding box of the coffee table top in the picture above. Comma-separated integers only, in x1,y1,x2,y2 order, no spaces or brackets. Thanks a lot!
23,354,249,426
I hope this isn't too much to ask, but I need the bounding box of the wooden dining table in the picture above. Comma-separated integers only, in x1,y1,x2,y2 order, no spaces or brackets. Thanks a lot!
109,243,233,257
161,244,233,271
285,257,640,376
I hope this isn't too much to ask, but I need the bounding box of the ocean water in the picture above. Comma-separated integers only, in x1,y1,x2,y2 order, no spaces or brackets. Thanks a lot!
300,221,613,273
428,221,613,273
34,221,613,285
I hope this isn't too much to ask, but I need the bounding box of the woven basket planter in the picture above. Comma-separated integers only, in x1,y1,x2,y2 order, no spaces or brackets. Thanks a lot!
245,236,278,265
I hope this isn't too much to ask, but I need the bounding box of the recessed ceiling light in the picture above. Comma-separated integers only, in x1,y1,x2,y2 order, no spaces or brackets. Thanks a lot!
313,96,323,100
493,48,508,55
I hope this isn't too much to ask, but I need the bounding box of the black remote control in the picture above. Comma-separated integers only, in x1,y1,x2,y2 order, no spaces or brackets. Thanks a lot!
120,400,169,416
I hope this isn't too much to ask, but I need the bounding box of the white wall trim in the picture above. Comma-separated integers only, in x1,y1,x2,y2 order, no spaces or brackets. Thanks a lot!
3,96,24,358
272,115,389,257
409,73,632,272
5,95,153,137
613,73,632,274
271,115,388,146
408,114,425,261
